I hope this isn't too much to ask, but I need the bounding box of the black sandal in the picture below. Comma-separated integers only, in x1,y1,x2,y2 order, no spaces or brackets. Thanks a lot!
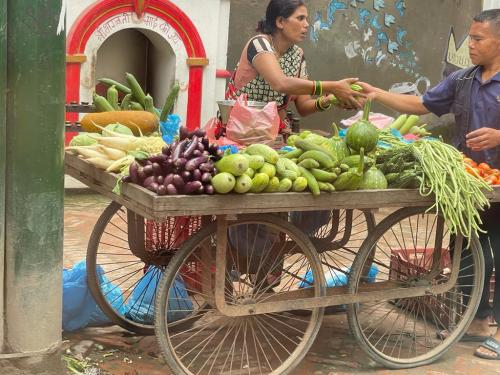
474,337,500,360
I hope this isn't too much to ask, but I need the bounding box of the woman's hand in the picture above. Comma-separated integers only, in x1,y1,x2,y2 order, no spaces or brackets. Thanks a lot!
330,78,366,109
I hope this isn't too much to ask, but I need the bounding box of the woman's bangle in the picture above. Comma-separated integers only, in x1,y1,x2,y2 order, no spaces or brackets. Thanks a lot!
315,96,331,111
311,80,323,96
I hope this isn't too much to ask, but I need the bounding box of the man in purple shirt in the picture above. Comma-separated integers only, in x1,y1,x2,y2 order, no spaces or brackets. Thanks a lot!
360,9,500,360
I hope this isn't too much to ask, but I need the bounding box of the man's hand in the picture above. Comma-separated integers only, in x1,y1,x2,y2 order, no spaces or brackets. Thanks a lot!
357,81,379,99
466,128,500,151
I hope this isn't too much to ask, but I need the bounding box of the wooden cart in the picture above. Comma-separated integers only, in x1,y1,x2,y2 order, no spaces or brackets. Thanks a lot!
65,152,500,374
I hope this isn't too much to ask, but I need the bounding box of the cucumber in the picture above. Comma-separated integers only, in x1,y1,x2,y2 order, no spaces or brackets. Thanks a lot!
126,72,147,107
298,150,335,169
93,92,115,112
298,158,320,169
106,85,120,110
98,78,131,94
298,166,320,196
160,82,180,122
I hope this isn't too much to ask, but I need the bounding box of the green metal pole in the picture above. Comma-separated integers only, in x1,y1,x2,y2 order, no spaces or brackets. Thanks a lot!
0,0,7,351
4,0,65,355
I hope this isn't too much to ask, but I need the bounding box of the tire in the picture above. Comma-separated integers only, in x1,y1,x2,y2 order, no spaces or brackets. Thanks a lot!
87,202,202,335
347,207,484,369
155,214,325,375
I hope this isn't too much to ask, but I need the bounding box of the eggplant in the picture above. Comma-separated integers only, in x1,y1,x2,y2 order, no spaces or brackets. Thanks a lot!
202,136,210,149
181,170,192,182
152,162,162,176
179,126,189,140
193,149,202,157
199,162,214,173
149,155,165,164
172,174,185,192
156,175,165,185
185,155,208,171
174,158,187,170
161,144,171,156
166,184,178,195
183,136,199,158
185,181,202,194
137,167,147,181
172,139,188,161
196,142,205,153
164,173,174,186
146,182,159,193
197,184,205,194
143,176,155,188
192,128,206,138
192,169,202,181
208,143,219,154
121,175,132,183
201,172,212,184
143,164,154,176
129,162,141,184
157,184,167,196
204,184,215,195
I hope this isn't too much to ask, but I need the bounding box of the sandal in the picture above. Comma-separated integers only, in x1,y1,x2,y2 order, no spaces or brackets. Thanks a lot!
474,337,500,360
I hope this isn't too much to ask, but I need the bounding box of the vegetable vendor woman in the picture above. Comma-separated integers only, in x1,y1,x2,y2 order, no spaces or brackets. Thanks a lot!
225,0,366,133
359,9,500,361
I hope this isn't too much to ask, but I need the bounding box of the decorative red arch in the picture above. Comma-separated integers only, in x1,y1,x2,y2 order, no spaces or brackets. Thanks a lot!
66,0,207,129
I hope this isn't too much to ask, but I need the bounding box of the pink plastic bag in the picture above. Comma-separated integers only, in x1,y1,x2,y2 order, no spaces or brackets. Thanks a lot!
204,117,243,147
226,95,280,145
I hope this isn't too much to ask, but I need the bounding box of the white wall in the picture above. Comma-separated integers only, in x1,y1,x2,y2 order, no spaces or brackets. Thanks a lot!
66,0,232,127
483,0,500,10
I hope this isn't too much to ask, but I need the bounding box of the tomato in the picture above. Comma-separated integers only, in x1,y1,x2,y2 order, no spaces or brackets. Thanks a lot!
484,175,497,185
465,165,482,178
491,168,500,176
463,157,477,167
478,162,492,172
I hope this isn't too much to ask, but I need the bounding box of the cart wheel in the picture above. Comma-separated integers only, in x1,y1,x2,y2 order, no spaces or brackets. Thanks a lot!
155,214,325,375
87,202,203,335
347,207,484,369
313,209,375,288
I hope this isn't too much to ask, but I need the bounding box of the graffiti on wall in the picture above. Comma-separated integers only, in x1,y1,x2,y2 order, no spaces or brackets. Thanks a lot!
442,27,472,78
311,0,424,79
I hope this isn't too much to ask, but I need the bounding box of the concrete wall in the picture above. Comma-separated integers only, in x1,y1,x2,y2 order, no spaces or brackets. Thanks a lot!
227,0,483,132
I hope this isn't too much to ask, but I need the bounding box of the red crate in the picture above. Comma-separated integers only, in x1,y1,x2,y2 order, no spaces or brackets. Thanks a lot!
389,248,457,327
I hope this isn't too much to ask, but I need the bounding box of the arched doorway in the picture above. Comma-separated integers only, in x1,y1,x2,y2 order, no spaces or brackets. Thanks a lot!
66,0,207,130
94,28,176,108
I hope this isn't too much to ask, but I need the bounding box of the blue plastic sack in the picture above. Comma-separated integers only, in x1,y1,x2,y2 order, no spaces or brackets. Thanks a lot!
160,114,181,144
299,264,379,288
124,267,193,324
219,144,239,154
62,260,126,331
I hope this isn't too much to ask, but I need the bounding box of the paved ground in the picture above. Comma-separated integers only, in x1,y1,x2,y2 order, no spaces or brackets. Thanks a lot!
5,185,493,374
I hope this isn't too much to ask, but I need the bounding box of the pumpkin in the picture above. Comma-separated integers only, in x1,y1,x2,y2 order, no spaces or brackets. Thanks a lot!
359,166,388,190
346,100,379,153
81,111,159,136
321,123,351,161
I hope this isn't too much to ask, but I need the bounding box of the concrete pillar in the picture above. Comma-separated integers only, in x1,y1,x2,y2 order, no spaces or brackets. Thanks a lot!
3,0,65,358
0,0,6,352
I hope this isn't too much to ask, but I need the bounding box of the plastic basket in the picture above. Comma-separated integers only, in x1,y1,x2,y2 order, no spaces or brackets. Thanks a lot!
389,248,457,327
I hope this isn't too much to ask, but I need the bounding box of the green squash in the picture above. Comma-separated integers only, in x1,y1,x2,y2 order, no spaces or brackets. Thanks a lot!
321,123,351,161
359,166,388,190
346,100,379,153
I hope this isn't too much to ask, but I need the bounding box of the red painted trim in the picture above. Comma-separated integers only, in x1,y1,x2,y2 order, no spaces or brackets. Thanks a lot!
187,67,203,131
66,0,207,129
216,69,231,79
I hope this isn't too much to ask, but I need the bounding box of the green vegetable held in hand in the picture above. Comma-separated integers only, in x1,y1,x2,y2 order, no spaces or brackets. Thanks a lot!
399,114,420,135
329,84,363,105
346,100,379,153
